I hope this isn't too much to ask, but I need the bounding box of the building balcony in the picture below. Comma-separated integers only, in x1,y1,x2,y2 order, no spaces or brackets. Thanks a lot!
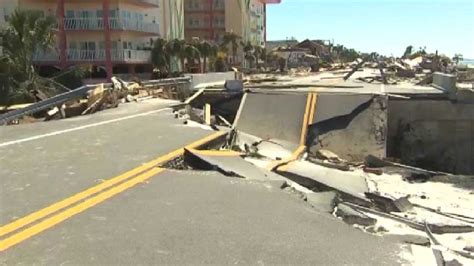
185,7,225,13
33,49,151,63
64,17,160,35
132,0,160,7
28,0,160,8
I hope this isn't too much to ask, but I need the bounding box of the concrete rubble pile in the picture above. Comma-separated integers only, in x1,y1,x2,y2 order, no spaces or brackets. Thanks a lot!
171,68,474,265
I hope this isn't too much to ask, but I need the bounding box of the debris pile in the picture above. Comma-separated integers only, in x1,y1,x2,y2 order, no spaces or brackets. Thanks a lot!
172,78,474,264
0,76,192,125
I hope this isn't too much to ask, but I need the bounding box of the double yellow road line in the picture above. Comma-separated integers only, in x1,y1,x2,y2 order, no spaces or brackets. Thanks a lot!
0,131,227,252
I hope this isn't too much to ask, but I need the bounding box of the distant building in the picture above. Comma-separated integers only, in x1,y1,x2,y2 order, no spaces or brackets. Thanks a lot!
294,39,332,61
266,39,299,50
0,0,185,80
184,0,280,64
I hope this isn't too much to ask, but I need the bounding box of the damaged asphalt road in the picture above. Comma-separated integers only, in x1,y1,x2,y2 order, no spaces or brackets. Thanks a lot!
2,69,474,265
1,170,406,265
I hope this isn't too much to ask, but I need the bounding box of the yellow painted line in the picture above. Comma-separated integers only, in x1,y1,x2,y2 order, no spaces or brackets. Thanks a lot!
0,103,33,110
267,93,318,172
0,167,164,252
266,93,315,171
0,131,227,238
188,148,243,157
299,93,313,146
272,145,306,172
308,93,317,126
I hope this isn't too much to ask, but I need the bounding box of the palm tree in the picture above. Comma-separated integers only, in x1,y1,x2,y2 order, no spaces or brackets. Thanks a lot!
184,42,201,73
0,9,56,104
197,40,216,73
151,38,170,73
221,32,241,66
241,41,254,69
253,46,265,68
166,39,186,72
453,54,463,64
402,45,413,59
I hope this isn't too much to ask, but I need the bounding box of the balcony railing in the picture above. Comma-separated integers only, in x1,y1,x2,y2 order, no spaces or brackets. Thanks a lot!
111,49,151,63
64,17,159,34
136,0,160,6
68,49,151,63
33,49,151,63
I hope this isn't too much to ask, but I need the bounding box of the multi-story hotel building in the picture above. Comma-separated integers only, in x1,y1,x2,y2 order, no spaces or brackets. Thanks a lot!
0,0,184,80
184,0,280,47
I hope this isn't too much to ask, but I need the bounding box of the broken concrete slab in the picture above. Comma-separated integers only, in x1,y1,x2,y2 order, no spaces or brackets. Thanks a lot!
278,161,369,200
383,234,431,246
432,72,457,99
311,94,374,124
232,131,298,158
253,140,294,160
307,157,351,171
464,246,474,253
315,149,344,162
183,148,285,181
365,193,414,213
335,203,377,226
306,191,338,213
234,92,309,150
308,94,387,162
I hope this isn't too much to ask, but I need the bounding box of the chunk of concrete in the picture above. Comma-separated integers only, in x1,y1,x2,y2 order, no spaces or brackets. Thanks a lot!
308,95,387,162
306,191,338,213
383,234,431,246
183,148,285,181
433,72,457,99
315,149,343,162
365,193,413,213
335,203,377,226
225,80,243,92
255,140,293,160
280,161,369,201
234,92,308,150
464,246,474,253
308,157,351,171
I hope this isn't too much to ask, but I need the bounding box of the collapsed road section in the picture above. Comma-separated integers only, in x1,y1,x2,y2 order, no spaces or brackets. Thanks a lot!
170,70,474,265
1,66,473,264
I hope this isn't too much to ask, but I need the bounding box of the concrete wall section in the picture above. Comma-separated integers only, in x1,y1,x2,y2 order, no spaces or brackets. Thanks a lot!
235,92,308,148
308,95,388,162
387,100,474,174
187,71,236,90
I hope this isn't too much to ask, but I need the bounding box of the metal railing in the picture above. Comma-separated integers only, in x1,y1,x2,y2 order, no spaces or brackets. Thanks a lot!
111,49,151,63
64,17,159,34
67,49,105,62
0,84,95,125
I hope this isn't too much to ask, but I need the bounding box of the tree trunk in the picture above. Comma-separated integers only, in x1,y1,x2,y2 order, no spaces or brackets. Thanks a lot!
203,57,207,73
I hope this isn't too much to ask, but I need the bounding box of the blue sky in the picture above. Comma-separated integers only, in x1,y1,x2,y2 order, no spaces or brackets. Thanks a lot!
267,0,474,59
